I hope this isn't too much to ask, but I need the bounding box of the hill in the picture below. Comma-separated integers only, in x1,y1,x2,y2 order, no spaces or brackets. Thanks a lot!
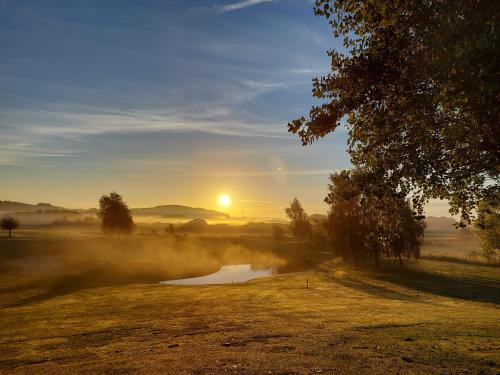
0,200,67,213
0,200,228,219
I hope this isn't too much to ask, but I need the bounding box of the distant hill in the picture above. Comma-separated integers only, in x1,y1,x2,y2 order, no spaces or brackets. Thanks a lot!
131,205,229,219
0,200,67,213
0,200,227,219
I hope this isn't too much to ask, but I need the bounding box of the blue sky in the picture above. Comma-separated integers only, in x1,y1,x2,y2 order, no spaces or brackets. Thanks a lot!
0,0,449,218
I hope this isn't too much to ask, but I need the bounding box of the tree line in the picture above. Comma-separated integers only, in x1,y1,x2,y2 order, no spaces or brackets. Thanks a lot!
286,168,426,269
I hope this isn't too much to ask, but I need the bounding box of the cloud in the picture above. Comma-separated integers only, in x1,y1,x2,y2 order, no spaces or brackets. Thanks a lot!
216,0,275,13
288,67,325,75
243,80,285,90
2,106,286,138
0,103,292,165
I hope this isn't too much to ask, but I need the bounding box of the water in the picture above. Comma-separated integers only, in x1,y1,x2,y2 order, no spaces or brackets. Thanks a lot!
160,264,274,285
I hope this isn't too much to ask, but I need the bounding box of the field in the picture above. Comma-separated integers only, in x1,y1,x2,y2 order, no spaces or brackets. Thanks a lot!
1,230,499,374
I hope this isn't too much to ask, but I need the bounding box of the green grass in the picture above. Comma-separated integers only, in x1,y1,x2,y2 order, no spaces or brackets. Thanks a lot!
0,231,499,374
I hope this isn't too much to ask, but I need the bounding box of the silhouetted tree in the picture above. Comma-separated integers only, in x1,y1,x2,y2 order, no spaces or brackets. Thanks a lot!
289,0,499,224
98,192,134,235
1,216,19,237
386,202,426,265
285,198,312,242
325,170,371,267
180,218,208,232
325,169,425,269
474,192,499,262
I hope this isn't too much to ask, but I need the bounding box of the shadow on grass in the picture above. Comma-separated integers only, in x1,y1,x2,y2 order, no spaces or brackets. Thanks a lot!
316,266,425,303
372,260,500,305
3,263,219,308
317,258,500,305
330,276,425,302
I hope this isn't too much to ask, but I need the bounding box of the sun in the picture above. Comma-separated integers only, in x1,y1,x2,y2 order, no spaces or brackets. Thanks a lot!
218,194,231,208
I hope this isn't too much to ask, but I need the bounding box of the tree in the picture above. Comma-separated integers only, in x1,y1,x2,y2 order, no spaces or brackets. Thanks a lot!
272,224,285,247
289,0,499,224
1,216,19,237
325,169,425,268
474,193,500,262
285,198,312,242
98,192,134,235
180,218,208,232
386,202,426,266
324,171,370,267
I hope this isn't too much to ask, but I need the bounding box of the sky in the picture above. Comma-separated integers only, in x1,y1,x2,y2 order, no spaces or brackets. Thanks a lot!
0,0,451,218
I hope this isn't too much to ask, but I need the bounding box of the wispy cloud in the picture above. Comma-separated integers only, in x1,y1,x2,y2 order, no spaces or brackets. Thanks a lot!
0,103,292,165
1,106,287,137
243,80,285,90
216,0,275,13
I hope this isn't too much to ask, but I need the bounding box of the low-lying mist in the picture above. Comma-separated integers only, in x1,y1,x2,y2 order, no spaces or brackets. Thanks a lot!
2,236,311,301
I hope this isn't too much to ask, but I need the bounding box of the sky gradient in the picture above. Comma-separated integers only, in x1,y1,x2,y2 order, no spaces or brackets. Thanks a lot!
0,0,451,218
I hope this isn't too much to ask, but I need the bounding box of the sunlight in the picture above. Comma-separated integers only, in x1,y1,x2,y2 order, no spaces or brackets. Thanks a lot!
218,194,231,208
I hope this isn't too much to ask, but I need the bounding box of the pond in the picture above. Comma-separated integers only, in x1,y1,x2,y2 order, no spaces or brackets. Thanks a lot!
159,264,274,285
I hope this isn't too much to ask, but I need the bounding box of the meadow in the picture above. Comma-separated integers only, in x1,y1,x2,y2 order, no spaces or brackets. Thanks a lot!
0,226,499,375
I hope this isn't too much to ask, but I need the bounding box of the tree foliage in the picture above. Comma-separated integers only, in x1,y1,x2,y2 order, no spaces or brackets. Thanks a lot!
289,0,499,223
325,169,425,268
180,218,208,232
98,192,134,235
387,202,426,265
1,215,19,237
474,192,500,262
285,198,312,241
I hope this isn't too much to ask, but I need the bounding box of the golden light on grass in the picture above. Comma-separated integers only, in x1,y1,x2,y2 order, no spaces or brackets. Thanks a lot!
218,194,231,208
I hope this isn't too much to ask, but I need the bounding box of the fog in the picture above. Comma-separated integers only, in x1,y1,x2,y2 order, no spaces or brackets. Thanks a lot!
1,234,312,307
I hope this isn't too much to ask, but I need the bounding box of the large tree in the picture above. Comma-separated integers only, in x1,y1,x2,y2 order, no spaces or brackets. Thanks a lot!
324,170,370,267
325,169,425,268
98,192,134,235
289,0,499,223
285,198,312,242
386,201,426,266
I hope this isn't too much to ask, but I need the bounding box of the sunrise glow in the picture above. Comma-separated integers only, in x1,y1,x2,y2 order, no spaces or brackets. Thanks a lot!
218,194,231,208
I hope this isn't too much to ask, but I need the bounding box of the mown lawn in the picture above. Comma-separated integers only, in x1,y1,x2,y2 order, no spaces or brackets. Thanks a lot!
0,234,499,374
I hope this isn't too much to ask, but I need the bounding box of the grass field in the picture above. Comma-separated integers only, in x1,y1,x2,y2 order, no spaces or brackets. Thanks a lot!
1,231,499,374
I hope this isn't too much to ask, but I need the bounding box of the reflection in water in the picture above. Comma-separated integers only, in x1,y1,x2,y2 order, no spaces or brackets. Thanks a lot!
160,264,274,285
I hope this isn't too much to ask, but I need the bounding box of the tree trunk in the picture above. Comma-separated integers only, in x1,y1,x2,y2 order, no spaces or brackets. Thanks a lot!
8,229,11,237
398,253,403,266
